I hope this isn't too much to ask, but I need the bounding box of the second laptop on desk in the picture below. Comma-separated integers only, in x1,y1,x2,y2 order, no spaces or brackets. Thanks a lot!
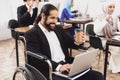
53,49,99,80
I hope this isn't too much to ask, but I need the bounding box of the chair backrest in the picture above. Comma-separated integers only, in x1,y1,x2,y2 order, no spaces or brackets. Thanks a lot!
8,19,19,39
8,19,19,29
89,35,104,50
86,24,96,36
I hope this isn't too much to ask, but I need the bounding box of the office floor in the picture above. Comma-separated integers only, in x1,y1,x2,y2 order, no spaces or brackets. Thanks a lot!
0,38,120,80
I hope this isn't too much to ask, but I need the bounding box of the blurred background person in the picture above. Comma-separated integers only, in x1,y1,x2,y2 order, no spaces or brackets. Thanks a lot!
94,1,119,39
59,0,81,36
17,0,40,26
94,1,120,73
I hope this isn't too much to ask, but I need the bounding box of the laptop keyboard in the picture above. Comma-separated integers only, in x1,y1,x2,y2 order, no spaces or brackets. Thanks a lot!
62,71,69,75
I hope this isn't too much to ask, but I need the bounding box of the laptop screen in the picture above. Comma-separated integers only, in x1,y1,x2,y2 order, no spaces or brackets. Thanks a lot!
68,49,99,76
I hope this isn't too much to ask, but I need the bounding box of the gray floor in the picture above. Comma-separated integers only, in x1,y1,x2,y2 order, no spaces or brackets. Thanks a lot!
0,38,120,80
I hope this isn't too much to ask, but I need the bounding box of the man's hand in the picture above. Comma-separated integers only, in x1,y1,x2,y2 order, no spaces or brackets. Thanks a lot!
59,64,71,73
74,32,86,45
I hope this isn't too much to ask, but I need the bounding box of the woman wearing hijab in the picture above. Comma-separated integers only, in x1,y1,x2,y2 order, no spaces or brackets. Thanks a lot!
94,1,120,73
94,1,119,39
60,0,81,36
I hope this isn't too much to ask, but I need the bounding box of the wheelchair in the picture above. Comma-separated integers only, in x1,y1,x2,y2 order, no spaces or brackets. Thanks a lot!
13,51,50,80
12,35,51,80
12,37,88,80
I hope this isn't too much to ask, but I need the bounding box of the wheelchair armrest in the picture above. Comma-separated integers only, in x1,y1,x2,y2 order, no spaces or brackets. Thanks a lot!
26,51,48,61
19,36,26,42
26,51,52,80
18,36,26,48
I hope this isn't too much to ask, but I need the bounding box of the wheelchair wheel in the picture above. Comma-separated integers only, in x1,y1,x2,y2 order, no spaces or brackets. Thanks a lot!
13,67,34,80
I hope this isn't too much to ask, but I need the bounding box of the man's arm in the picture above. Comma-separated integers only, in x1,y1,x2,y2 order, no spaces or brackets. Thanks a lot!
57,26,85,49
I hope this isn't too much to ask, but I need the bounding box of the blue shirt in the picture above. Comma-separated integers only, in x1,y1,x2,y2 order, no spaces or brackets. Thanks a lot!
60,8,77,21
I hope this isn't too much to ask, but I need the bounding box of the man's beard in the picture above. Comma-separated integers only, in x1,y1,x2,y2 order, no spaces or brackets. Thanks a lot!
44,18,56,31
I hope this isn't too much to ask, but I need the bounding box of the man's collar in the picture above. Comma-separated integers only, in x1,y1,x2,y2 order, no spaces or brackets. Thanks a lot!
38,22,49,33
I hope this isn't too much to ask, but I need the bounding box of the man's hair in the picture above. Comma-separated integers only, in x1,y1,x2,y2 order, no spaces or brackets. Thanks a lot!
35,4,58,23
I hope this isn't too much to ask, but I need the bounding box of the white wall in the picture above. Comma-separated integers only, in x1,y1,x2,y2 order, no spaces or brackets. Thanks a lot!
0,0,120,41
9,0,24,19
0,0,61,41
0,0,24,41
0,0,12,40
74,0,89,14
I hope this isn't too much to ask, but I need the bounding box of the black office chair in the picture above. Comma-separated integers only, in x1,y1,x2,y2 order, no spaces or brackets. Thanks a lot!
86,24,96,36
8,19,19,39
86,24,106,65
89,35,105,65
8,19,24,57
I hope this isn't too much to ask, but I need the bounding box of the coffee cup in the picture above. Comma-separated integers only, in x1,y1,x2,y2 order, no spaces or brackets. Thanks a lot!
74,28,83,44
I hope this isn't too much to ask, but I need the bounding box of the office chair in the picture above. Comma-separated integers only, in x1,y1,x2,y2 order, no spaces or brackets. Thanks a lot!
86,24,96,36
86,24,107,65
89,35,105,65
8,19,24,57
8,19,19,39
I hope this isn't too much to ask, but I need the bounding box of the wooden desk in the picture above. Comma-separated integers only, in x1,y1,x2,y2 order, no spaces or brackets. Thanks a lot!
63,18,93,31
14,26,31,67
15,26,31,32
104,39,120,80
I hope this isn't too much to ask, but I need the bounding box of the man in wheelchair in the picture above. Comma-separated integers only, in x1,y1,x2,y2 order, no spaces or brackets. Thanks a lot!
25,4,103,80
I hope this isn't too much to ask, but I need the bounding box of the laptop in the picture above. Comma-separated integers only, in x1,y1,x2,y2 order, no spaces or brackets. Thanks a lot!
53,49,99,80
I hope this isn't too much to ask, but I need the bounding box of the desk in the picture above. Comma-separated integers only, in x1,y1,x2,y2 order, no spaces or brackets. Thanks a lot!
15,26,31,67
15,26,30,32
104,39,120,80
63,18,93,31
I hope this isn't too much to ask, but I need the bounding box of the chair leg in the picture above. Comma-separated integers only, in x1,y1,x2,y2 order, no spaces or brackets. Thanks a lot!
10,40,21,57
103,50,110,65
98,50,101,66
98,50,104,69
10,44,16,57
